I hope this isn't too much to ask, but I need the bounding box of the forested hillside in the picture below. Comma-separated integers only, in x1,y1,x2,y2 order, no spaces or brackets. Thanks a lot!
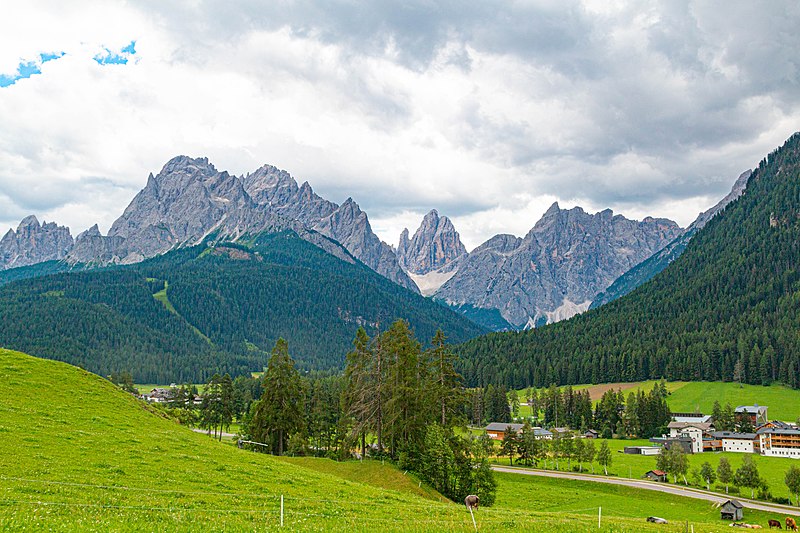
457,133,800,389
0,231,484,383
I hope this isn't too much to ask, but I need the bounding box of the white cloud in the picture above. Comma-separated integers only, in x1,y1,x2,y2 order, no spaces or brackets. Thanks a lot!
1,0,798,249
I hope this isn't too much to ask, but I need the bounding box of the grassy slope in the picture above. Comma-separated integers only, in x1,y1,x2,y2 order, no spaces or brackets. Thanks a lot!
0,348,759,532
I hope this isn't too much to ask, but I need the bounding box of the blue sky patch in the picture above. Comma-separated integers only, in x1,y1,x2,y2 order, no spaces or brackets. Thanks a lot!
0,52,64,87
94,41,137,65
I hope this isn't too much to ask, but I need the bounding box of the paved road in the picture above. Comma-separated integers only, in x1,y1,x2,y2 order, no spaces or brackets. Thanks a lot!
492,466,800,517
191,428,237,438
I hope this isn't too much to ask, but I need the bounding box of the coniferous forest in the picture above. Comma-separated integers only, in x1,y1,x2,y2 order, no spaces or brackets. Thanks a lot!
457,133,800,389
0,232,485,383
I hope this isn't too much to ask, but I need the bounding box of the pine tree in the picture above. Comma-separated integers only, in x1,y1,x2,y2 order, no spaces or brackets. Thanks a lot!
248,338,304,455
426,330,463,427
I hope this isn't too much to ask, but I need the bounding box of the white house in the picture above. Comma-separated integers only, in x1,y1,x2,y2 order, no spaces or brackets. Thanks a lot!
667,422,712,454
712,431,757,453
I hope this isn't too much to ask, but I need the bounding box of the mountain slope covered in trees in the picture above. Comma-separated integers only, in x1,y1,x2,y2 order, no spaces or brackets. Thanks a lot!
457,133,800,389
0,232,485,383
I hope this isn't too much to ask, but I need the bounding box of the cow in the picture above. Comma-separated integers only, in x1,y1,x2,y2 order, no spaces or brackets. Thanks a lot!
647,517,669,524
464,495,479,511
786,517,798,531
769,519,782,529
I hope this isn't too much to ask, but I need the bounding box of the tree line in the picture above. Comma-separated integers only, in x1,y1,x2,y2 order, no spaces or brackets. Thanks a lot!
165,322,498,506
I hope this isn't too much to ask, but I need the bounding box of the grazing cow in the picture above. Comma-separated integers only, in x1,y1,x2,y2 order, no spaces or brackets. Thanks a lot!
786,517,798,531
769,519,782,529
647,516,669,524
464,495,479,511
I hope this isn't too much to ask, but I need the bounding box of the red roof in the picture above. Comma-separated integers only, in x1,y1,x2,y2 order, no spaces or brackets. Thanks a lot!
650,470,667,476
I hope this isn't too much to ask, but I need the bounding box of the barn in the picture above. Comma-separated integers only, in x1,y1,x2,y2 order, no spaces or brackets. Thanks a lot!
720,499,743,521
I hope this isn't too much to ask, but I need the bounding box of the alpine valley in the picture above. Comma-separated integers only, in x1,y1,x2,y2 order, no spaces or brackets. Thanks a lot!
0,148,760,383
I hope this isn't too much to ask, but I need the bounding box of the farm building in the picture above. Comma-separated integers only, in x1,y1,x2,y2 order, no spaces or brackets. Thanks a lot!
643,470,667,482
584,429,599,439
485,423,524,440
624,446,662,456
711,431,757,453
720,499,743,521
484,423,552,441
735,405,768,426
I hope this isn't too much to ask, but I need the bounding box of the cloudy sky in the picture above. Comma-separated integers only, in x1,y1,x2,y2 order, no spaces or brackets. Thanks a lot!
1,1,798,250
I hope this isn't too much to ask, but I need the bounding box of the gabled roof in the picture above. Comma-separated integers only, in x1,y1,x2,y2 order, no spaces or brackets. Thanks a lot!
667,421,713,431
646,470,667,476
722,499,743,509
672,415,713,424
485,422,524,432
735,405,767,414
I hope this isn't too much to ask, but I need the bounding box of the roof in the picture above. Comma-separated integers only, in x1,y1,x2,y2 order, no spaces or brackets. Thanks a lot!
485,423,524,432
667,421,713,431
757,427,800,436
722,499,743,509
672,415,713,424
533,428,553,437
646,470,667,476
735,405,767,414
712,431,756,440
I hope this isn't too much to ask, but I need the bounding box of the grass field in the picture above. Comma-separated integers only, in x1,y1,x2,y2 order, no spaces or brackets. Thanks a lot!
490,437,800,503
517,381,800,422
2,347,780,532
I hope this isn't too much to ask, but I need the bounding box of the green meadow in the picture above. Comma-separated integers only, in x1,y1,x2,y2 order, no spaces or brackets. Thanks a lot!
517,381,800,422
0,347,776,532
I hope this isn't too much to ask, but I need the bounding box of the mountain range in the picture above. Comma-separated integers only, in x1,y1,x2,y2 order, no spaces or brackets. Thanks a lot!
1,156,417,293
1,154,747,334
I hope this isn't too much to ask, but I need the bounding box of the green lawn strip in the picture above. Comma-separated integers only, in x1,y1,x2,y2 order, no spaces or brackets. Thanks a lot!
152,281,212,343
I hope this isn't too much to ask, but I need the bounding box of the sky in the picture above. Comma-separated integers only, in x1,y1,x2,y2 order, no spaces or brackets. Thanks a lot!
1,1,798,250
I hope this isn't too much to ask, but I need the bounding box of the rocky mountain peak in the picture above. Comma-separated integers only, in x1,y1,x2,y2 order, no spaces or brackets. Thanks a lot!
436,205,682,329
0,215,73,270
396,209,467,276
18,215,40,229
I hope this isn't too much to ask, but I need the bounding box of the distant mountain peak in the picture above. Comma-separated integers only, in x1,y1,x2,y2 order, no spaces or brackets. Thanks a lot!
18,215,40,229
437,204,681,328
0,215,73,270
397,210,467,278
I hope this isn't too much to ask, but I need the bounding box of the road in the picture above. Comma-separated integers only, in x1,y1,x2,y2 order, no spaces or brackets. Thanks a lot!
191,428,237,438
492,465,800,517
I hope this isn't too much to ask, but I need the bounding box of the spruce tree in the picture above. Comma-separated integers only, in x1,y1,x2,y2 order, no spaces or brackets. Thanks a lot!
248,338,304,455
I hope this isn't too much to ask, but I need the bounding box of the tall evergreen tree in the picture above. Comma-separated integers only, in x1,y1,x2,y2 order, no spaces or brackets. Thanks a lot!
248,338,304,455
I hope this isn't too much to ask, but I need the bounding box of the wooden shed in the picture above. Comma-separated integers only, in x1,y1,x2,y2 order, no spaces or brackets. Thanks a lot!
643,470,666,482
720,499,743,521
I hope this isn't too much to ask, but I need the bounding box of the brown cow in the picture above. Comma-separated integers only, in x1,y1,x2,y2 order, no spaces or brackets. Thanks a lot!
786,517,798,531
464,495,479,511
769,519,782,529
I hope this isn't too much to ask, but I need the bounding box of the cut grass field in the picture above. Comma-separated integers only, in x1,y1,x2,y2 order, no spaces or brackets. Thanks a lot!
517,381,800,422
1,347,777,532
489,437,800,503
